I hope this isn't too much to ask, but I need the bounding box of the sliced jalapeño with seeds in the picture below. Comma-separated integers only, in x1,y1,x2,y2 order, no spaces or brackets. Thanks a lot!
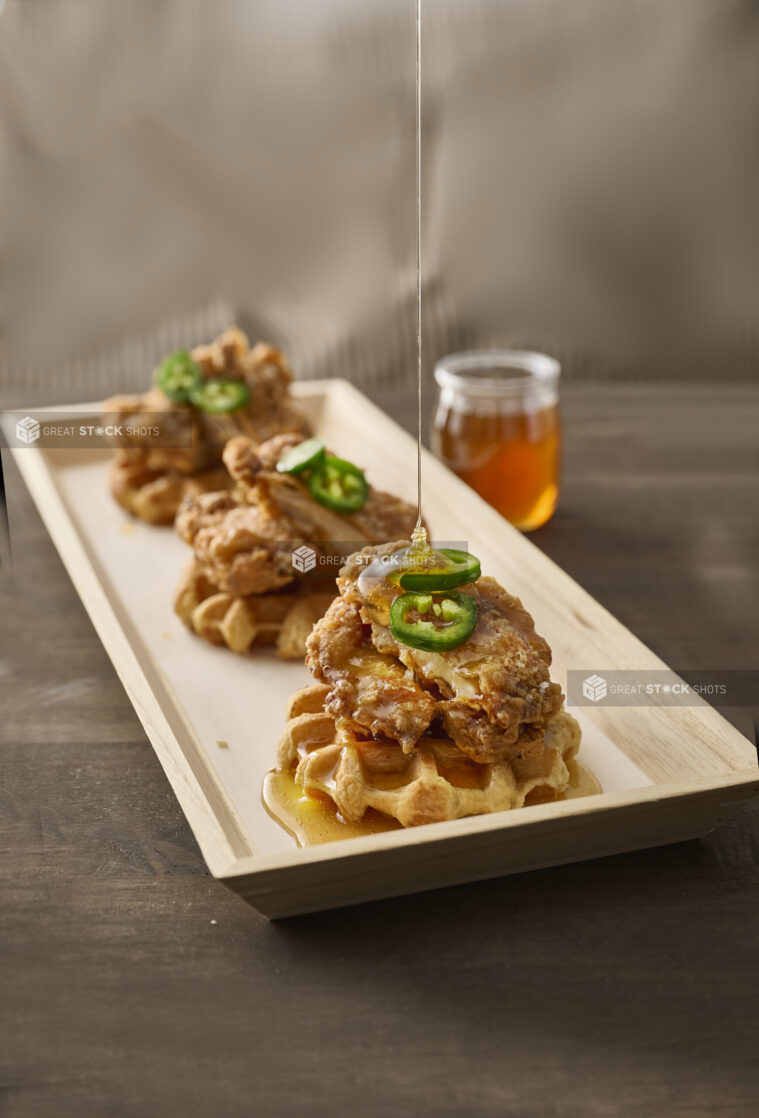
398,547,481,592
155,351,203,402
389,588,478,652
189,378,250,413
308,455,369,513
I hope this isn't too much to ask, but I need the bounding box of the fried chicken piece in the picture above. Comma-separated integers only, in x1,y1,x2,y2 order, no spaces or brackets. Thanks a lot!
335,542,565,764
174,432,418,606
305,597,438,749
175,488,302,595
191,330,309,451
175,489,240,547
106,389,213,476
222,432,303,484
104,327,309,523
222,434,419,555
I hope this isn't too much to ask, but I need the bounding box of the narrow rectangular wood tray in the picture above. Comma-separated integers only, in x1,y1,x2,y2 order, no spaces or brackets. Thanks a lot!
7,380,758,917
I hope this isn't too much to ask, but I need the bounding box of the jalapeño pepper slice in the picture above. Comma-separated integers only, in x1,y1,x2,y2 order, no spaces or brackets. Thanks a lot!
155,351,203,402
389,589,478,652
189,377,251,413
277,437,326,475
308,455,369,513
398,548,481,592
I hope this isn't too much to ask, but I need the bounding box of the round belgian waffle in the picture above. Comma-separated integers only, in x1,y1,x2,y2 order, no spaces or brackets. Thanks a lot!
174,560,334,659
276,684,581,827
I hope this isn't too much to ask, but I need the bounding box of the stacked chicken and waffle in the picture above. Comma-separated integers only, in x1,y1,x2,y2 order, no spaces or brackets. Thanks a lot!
276,540,581,827
173,436,419,659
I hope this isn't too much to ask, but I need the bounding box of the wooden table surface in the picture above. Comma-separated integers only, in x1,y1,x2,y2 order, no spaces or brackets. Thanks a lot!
1,382,757,1118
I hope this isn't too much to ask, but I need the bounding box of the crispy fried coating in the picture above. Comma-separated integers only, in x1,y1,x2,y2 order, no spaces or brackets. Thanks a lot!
175,489,301,595
174,435,418,608
329,542,565,763
280,541,583,830
305,597,438,750
222,434,419,551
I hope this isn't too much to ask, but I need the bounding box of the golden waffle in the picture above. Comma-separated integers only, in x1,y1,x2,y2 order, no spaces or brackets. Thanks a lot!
110,457,232,526
276,685,581,827
174,560,334,659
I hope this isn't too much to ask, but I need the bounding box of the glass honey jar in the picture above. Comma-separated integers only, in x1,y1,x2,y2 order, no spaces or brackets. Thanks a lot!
431,350,561,531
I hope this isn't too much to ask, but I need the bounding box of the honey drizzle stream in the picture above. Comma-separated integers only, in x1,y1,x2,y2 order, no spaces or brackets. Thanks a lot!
410,0,429,562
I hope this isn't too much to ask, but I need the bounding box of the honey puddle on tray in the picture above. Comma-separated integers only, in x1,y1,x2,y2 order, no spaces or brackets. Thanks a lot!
263,771,401,845
262,760,601,848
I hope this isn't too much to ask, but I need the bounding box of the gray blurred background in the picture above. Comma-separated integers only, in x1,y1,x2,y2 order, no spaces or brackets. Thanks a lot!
1,0,758,409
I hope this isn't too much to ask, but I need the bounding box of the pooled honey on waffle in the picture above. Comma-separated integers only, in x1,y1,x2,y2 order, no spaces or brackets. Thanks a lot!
262,759,601,847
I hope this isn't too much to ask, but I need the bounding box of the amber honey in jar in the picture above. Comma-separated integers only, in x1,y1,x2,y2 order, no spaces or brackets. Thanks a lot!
431,350,561,531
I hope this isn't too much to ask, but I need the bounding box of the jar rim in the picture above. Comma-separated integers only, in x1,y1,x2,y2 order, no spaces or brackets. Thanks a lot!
434,349,561,396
